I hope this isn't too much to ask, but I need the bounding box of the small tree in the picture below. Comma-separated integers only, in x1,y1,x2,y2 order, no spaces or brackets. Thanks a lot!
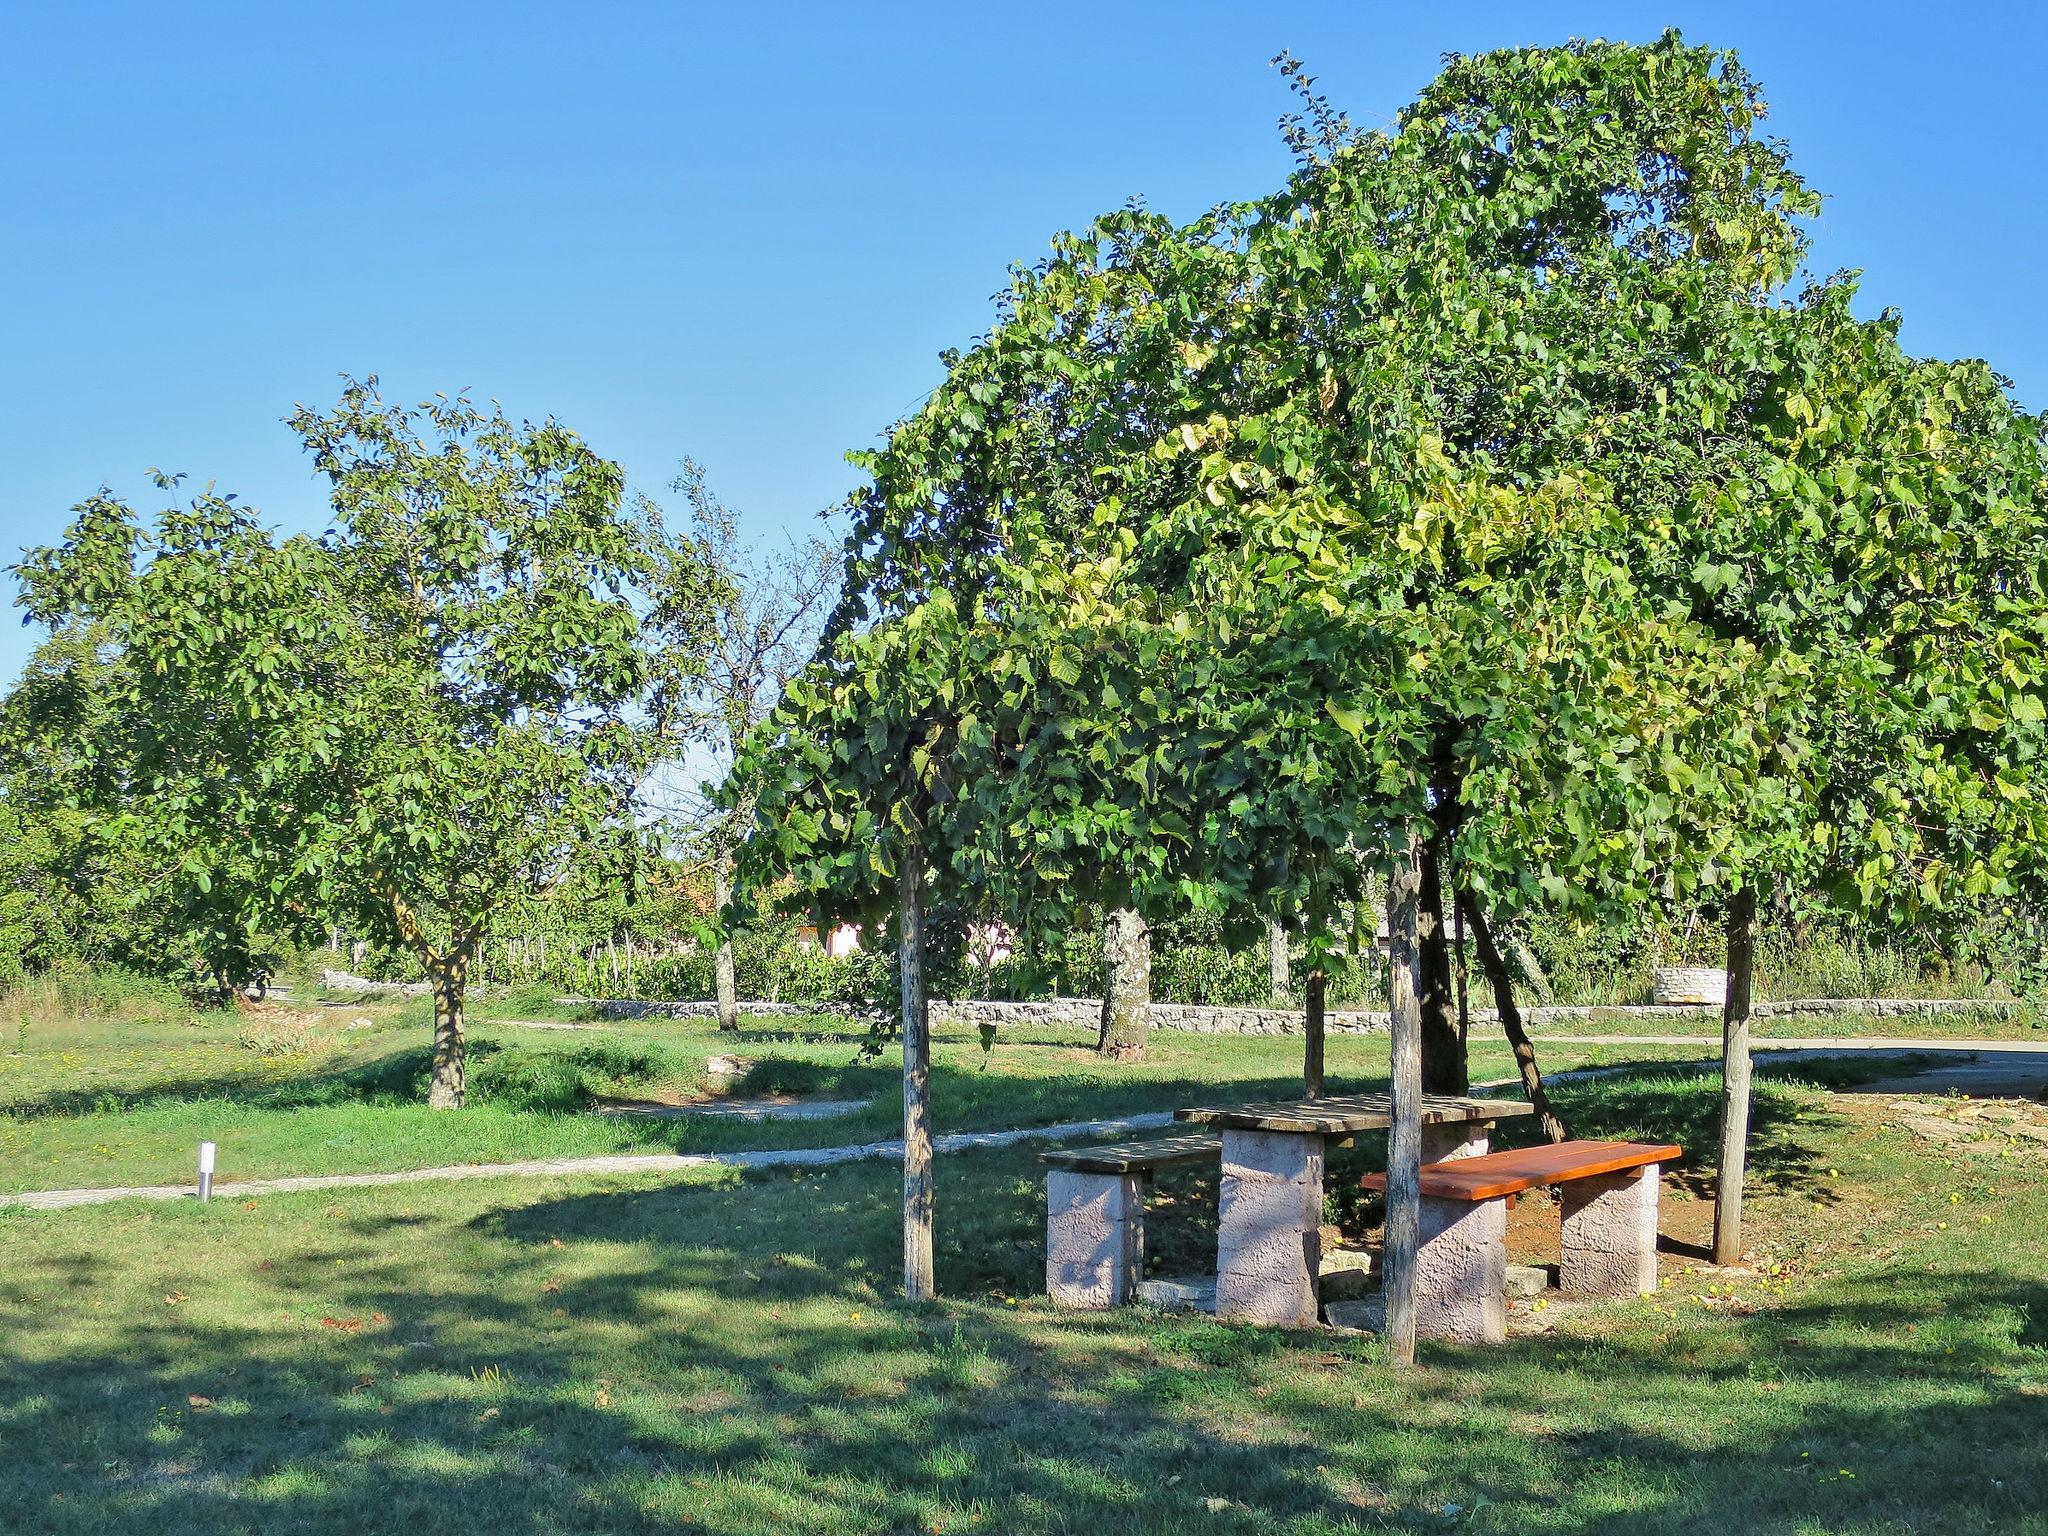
642,461,836,1031
18,380,666,1106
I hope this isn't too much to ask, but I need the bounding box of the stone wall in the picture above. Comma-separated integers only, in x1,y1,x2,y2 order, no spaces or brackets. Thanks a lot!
572,992,2014,1031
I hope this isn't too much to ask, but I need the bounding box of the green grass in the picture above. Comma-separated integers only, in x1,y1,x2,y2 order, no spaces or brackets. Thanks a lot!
0,1001,1717,1194
1527,1001,2045,1041
1,1054,2044,1534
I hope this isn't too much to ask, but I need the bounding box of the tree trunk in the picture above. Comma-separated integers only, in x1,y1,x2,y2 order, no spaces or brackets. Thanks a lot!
713,852,739,1032
1461,892,1567,1143
1304,967,1326,1095
1268,917,1289,1002
427,952,468,1110
900,836,934,1301
1384,831,1426,1369
1096,907,1150,1061
1416,832,1468,1094
1505,931,1554,1005
1713,886,1758,1266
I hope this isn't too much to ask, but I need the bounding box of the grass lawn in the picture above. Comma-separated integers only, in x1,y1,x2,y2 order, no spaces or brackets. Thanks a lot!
0,1000,1709,1194
0,1032,2044,1534
1527,1003,2045,1043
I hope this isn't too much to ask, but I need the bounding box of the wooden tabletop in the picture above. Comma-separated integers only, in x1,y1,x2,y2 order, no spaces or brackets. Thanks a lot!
1176,1091,1535,1135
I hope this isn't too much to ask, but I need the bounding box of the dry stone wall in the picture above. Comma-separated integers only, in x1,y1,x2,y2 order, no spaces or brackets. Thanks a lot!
571,993,2014,1031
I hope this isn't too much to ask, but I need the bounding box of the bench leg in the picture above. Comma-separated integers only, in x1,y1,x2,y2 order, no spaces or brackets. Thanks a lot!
1420,1122,1490,1164
1414,1194,1507,1344
1559,1164,1661,1296
1215,1129,1323,1326
1046,1171,1144,1308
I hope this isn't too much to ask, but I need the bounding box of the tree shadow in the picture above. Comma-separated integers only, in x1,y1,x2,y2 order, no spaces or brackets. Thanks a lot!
1,1143,2043,1533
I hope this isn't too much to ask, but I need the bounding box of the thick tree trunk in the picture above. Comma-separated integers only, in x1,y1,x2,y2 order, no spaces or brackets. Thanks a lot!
1303,967,1326,1096
1416,832,1468,1094
1713,886,1758,1266
427,952,468,1110
1267,917,1289,1002
900,837,934,1301
1096,907,1150,1061
713,852,739,1032
1384,832,1426,1369
1461,893,1567,1143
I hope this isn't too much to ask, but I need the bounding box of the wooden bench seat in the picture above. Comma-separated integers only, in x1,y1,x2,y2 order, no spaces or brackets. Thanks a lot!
1040,1133,1222,1175
1360,1140,1682,1201
1042,1134,1223,1309
1359,1139,1684,1344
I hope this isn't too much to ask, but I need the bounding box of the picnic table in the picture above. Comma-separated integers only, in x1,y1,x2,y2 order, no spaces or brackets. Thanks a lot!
1176,1091,1534,1325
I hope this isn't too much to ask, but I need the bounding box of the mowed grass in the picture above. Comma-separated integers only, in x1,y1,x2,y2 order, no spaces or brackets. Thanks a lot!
1,1055,2044,1534
0,1000,1709,1193
1527,1002,2045,1042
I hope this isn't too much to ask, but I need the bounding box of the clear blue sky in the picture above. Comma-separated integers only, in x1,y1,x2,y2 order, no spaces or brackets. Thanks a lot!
3,2,2043,688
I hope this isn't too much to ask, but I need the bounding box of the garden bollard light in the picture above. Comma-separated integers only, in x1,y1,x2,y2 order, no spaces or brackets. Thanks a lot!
198,1141,216,1202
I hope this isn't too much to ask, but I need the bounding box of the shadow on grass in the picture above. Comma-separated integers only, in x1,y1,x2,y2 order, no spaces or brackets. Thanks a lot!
1,1139,2043,1534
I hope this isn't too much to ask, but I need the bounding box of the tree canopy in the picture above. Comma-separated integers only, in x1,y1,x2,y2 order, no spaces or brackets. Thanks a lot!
15,379,691,1105
741,31,2048,1093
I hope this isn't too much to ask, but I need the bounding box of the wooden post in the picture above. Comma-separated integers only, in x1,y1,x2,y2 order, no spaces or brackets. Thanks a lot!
900,834,935,1301
1304,967,1327,1096
1384,831,1425,1368
1713,885,1757,1266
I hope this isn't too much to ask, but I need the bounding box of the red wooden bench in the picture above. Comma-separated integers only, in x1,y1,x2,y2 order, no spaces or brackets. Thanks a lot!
1361,1139,1682,1343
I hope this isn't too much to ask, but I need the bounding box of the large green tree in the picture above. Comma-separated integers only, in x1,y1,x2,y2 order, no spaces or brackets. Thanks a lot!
17,380,679,1105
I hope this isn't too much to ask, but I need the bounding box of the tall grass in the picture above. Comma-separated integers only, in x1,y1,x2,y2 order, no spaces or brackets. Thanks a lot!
2,967,198,1039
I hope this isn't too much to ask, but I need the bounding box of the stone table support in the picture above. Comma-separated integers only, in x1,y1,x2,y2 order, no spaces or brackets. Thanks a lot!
1560,1162,1662,1296
1215,1129,1325,1326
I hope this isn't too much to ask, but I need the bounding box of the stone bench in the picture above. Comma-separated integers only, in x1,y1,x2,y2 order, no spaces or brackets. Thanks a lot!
1041,1134,1223,1308
1362,1139,1682,1344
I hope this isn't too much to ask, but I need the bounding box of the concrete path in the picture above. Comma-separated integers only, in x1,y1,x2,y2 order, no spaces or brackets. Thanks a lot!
0,1111,1177,1213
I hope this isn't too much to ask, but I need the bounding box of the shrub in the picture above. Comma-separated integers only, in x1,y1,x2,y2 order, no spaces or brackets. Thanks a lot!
1153,944,1273,1006
467,1041,675,1113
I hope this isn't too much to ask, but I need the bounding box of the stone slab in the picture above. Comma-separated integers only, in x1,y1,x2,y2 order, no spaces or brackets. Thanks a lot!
1134,1276,1216,1312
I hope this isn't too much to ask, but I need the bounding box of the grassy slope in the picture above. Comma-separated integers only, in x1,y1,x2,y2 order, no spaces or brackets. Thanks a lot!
0,1061,2044,1534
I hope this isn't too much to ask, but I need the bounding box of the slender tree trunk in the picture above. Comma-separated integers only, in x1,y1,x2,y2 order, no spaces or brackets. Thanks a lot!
713,852,739,1032
1505,931,1554,1005
1268,917,1289,1002
427,950,468,1110
900,836,934,1301
1384,832,1425,1369
1096,907,1150,1061
1452,897,1469,1049
1461,893,1567,1143
1416,833,1468,1094
1304,967,1326,1095
1713,886,1758,1266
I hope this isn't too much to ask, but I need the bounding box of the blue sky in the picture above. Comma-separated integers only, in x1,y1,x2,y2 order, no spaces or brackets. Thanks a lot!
3,2,2043,688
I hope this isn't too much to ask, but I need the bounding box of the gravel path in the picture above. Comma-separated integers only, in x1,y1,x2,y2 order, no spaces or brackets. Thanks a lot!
0,1111,1176,1213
